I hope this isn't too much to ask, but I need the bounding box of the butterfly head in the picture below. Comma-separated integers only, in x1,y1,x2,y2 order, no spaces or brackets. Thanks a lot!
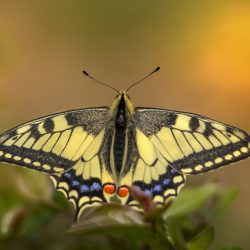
110,91,134,114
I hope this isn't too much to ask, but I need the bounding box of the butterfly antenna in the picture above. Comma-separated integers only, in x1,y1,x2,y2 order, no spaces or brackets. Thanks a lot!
82,70,120,94
125,66,160,93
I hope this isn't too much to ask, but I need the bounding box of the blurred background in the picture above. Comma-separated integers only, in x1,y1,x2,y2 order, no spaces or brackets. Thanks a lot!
0,0,250,249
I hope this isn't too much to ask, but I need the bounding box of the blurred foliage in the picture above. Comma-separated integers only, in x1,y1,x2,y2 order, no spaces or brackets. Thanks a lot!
0,180,242,250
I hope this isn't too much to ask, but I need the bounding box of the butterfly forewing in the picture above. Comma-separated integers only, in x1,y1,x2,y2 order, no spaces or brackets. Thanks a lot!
134,108,250,175
0,108,110,173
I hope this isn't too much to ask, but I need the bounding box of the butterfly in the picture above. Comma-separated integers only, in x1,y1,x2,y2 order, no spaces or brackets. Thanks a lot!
0,67,249,221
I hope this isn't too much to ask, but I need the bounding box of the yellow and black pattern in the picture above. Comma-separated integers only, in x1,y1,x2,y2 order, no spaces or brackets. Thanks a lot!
134,108,250,175
50,171,105,220
119,156,186,208
50,156,115,220
0,108,110,173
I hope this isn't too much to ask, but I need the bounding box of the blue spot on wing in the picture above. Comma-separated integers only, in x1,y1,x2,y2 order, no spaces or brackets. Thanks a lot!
170,169,176,174
144,189,152,196
91,182,102,191
163,178,171,186
153,184,162,192
80,185,90,193
64,172,71,178
72,180,79,187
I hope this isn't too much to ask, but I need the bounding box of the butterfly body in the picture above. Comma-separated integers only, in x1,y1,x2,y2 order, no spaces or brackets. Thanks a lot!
113,94,128,175
0,91,250,220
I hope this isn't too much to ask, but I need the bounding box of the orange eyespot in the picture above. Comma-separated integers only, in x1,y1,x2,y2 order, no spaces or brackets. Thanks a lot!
118,186,129,197
103,184,116,194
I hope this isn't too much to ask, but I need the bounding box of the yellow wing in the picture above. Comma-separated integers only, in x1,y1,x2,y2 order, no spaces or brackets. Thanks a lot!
118,108,250,209
0,108,116,220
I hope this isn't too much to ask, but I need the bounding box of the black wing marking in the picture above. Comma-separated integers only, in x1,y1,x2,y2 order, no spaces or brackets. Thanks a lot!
126,158,186,209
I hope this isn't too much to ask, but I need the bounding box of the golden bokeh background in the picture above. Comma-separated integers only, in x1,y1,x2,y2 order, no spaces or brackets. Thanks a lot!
0,1,250,248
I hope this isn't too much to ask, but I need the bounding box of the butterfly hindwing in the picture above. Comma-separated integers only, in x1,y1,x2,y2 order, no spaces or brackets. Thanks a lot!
121,157,186,209
50,147,115,221
50,124,117,220
134,108,250,175
118,127,186,209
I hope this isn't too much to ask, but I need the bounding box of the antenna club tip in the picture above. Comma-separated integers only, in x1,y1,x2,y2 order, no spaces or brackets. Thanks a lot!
82,70,89,76
156,66,160,71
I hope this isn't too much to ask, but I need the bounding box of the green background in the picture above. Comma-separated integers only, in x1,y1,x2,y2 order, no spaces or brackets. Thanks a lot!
0,1,250,249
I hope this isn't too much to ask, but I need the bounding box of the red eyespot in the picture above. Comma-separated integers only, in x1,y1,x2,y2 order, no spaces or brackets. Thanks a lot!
118,186,129,197
103,184,116,194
